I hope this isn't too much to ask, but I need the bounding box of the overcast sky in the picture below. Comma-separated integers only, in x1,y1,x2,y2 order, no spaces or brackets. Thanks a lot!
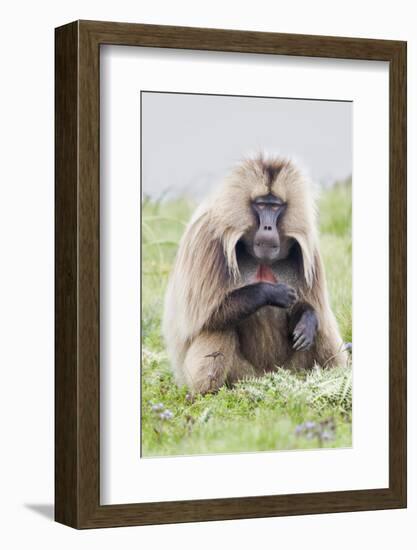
141,92,352,200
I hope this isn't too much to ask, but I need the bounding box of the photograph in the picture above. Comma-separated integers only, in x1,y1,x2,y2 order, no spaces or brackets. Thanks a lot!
0,0,409,541
141,91,352,457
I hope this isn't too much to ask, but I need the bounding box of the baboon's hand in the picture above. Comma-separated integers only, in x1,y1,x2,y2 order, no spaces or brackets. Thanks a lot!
265,283,297,309
292,317,316,351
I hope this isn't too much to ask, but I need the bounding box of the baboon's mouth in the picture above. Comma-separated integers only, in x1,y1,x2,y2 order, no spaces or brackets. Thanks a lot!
254,264,277,283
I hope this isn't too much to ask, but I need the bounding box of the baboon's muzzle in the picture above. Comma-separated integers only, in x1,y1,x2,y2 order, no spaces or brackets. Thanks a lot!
253,206,281,262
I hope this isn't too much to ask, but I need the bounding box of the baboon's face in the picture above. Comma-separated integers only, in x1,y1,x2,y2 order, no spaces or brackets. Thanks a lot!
241,193,293,264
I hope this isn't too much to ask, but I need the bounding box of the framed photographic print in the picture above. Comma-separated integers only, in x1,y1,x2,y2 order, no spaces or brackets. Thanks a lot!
55,20,407,528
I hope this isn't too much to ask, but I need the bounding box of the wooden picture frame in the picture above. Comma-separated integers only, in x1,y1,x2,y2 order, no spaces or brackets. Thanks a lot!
55,20,407,529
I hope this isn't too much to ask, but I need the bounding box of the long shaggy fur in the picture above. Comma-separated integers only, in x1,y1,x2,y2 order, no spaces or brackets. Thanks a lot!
163,155,347,393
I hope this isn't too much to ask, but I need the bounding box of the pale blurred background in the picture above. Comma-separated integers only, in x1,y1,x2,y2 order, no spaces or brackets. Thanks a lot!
141,92,352,199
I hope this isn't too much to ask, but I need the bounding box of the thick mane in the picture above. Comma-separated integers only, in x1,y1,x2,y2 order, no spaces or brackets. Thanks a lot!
163,207,244,349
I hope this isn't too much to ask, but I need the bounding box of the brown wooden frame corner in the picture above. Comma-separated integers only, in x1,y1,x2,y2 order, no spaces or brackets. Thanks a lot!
55,20,407,529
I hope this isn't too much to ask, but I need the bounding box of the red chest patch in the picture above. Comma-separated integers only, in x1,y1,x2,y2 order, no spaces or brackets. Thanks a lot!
255,264,278,283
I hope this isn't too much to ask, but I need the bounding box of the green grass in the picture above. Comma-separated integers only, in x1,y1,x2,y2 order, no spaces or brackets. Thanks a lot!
141,180,352,457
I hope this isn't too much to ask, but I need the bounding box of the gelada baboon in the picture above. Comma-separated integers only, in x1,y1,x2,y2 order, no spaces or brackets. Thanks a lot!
163,155,347,394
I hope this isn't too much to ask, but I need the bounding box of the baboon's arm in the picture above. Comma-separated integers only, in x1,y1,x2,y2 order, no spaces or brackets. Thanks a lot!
288,302,319,351
206,282,297,331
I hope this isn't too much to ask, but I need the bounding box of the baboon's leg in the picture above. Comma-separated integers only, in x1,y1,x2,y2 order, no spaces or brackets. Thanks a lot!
227,354,257,386
314,332,348,368
287,334,347,370
182,330,255,395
